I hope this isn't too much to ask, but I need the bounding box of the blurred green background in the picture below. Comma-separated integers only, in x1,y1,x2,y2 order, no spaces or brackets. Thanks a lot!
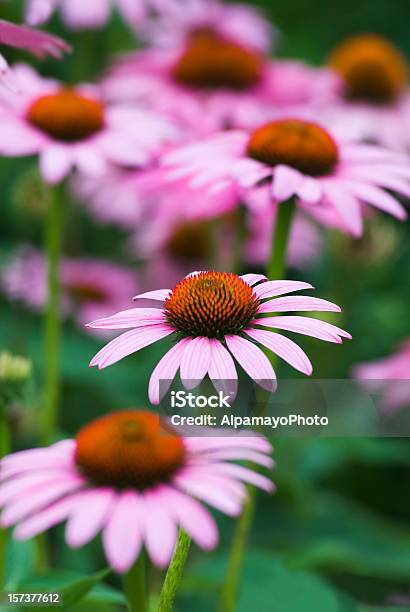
1,0,410,610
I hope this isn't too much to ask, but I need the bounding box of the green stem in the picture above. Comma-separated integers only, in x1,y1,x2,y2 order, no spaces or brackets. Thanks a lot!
267,198,296,280
42,184,65,446
0,405,10,588
123,554,148,612
157,529,191,612
219,198,296,612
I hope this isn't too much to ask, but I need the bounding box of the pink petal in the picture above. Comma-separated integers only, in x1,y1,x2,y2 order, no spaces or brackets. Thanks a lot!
0,19,71,57
341,180,407,220
40,145,73,184
89,324,175,369
14,495,78,540
254,316,351,342
158,486,218,550
207,339,238,399
86,308,166,330
174,472,244,516
0,470,74,506
143,490,178,568
133,289,171,302
258,295,341,314
1,475,85,527
196,448,274,468
244,328,313,375
225,335,277,392
185,434,272,454
240,274,267,286
180,337,212,390
272,165,302,201
253,280,313,299
66,488,116,548
148,339,190,404
322,180,363,237
102,491,143,574
209,463,274,493
297,176,322,203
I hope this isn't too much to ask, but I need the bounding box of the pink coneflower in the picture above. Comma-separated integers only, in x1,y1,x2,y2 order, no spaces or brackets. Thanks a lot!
0,410,274,572
1,247,138,333
87,271,350,403
0,19,70,90
25,0,147,29
160,118,410,236
104,43,339,133
354,340,410,414
0,64,178,184
141,0,275,53
327,35,410,152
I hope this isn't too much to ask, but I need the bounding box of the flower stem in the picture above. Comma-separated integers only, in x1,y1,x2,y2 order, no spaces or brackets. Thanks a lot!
157,529,191,612
219,198,296,611
123,554,148,612
267,198,296,280
42,183,65,445
0,404,10,588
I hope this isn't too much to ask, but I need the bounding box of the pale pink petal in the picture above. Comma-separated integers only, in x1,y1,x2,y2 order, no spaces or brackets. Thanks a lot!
148,339,190,404
258,295,341,314
14,495,78,540
207,339,238,399
143,490,178,568
89,324,175,369
0,19,71,58
196,448,274,468
322,180,363,237
158,486,218,550
244,328,313,375
225,335,277,392
180,337,212,390
297,176,322,203
240,274,267,286
1,475,85,526
341,180,407,220
209,463,274,493
185,434,272,454
102,491,144,573
272,165,302,201
253,280,313,300
174,472,244,516
133,289,171,301
86,308,166,330
66,488,116,548
61,0,111,29
0,470,74,506
40,146,73,184
254,316,351,343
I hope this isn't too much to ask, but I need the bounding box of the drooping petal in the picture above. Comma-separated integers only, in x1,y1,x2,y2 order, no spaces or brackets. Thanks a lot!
157,486,218,550
102,491,144,574
133,289,171,302
244,328,313,375
321,180,363,237
253,316,351,343
148,339,190,404
89,325,175,369
272,165,302,201
14,495,78,540
207,339,238,399
66,488,115,548
180,337,212,390
40,146,73,184
225,335,277,392
240,273,267,286
209,463,274,493
86,308,166,330
143,490,178,568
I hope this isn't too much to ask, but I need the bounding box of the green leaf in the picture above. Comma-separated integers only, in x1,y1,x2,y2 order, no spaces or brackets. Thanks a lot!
20,568,112,610
5,538,36,591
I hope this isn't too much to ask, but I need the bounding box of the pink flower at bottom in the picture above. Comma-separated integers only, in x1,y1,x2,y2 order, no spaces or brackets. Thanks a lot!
354,340,410,414
1,247,139,334
87,271,351,403
0,410,274,572
159,118,410,237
